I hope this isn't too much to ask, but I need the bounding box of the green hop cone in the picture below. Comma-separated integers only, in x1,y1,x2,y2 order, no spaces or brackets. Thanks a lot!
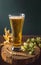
23,42,28,46
31,38,35,43
29,51,32,55
29,42,34,48
36,37,41,42
38,43,41,48
33,42,36,46
21,46,26,51
29,48,34,55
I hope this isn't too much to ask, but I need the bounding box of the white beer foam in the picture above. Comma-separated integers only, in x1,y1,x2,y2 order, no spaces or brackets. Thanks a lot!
9,16,24,19
9,13,25,19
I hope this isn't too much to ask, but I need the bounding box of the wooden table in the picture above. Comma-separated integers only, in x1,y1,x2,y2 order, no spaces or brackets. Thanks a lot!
0,35,41,65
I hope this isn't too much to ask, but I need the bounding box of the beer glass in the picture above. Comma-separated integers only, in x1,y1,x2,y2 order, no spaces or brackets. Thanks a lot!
9,13,25,51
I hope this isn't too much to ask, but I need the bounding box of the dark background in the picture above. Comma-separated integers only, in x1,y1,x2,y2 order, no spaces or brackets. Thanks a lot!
0,0,41,35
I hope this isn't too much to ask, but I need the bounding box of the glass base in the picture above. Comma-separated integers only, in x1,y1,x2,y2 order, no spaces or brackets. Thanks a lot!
11,46,21,51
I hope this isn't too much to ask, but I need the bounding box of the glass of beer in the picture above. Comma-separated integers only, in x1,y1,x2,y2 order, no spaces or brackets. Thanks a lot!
9,13,25,51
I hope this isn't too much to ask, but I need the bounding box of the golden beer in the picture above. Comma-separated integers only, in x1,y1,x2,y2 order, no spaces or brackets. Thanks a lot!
9,14,25,49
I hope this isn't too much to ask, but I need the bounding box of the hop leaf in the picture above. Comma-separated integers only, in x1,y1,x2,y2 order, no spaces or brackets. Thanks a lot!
26,38,30,43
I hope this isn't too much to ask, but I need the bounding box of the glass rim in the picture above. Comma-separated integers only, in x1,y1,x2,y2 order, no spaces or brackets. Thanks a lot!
8,13,25,18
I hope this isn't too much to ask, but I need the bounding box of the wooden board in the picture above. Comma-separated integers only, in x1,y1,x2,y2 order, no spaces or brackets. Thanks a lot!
0,35,40,65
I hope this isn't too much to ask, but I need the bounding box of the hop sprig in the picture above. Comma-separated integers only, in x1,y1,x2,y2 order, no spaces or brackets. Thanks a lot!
3,27,13,42
21,37,38,55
